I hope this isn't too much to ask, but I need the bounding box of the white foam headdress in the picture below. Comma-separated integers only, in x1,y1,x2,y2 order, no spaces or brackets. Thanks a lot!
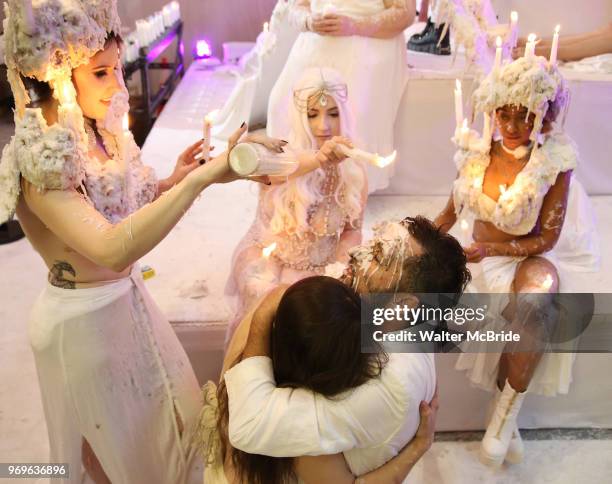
473,56,569,143
3,0,121,116
0,0,125,223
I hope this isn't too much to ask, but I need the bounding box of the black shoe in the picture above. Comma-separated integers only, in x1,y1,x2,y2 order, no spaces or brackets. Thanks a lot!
408,17,434,43
407,22,451,56
0,220,26,244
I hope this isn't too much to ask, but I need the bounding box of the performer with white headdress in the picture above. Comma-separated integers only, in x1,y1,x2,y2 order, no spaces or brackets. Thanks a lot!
0,1,264,481
266,0,414,193
225,67,367,343
434,31,600,468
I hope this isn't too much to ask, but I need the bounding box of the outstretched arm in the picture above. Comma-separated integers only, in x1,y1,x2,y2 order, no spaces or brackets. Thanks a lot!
465,171,572,263
24,127,248,273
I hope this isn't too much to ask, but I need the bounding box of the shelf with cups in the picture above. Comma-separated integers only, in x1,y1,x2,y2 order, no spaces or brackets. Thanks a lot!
122,20,184,145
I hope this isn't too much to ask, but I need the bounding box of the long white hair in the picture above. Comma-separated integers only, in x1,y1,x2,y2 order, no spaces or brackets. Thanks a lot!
266,67,366,236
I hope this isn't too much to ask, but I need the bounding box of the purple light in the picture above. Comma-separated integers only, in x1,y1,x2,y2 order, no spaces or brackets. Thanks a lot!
195,40,212,59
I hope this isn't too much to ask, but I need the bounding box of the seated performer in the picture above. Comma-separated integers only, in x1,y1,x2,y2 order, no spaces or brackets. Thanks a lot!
225,67,367,342
199,276,439,482
0,1,265,482
267,0,415,192
209,217,470,480
434,53,599,467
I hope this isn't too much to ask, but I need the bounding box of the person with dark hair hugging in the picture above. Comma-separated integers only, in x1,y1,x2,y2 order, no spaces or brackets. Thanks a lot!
197,216,471,483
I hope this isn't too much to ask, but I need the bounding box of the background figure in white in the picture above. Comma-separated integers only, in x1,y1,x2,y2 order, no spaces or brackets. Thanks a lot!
225,68,367,343
267,0,415,193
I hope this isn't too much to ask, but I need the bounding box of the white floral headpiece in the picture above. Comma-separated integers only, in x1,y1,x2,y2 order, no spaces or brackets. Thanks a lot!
472,56,569,141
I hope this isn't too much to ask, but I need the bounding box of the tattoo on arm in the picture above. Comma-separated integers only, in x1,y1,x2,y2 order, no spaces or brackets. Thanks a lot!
48,261,77,289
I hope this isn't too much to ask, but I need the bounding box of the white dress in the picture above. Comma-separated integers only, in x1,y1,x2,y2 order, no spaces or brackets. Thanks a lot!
452,134,600,396
267,0,409,193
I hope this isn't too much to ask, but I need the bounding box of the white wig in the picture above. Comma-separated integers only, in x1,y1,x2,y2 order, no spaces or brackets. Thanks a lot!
267,67,366,236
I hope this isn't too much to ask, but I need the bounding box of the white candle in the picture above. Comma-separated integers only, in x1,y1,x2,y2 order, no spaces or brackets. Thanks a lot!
460,119,470,148
549,24,561,68
510,11,519,48
338,146,397,168
525,33,537,59
482,111,492,144
203,110,218,163
262,242,277,258
21,0,37,36
229,143,298,176
454,79,463,129
494,36,502,73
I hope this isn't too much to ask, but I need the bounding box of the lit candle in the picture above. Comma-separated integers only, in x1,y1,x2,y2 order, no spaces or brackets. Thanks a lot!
263,22,269,33
509,11,519,48
524,33,537,59
338,145,397,168
493,36,503,73
203,109,219,163
460,118,470,148
262,242,277,258
549,24,561,68
454,79,464,129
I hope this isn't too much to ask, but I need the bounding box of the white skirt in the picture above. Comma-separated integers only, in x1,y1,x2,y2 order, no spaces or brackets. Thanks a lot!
267,31,408,193
455,178,600,397
29,266,203,483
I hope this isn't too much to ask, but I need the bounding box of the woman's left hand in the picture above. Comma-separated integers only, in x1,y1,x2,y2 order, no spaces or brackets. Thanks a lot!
169,139,210,185
464,242,489,263
311,14,357,37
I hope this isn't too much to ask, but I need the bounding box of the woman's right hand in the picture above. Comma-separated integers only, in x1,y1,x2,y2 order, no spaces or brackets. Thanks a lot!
315,136,353,166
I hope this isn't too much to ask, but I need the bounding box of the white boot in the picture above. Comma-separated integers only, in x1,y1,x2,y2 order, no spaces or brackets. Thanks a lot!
480,380,526,468
487,386,525,464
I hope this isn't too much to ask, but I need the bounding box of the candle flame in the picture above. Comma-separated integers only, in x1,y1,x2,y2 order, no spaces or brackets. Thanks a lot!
460,219,469,231
205,109,220,124
510,11,518,22
455,79,462,91
554,24,561,34
528,33,537,42
374,150,397,168
542,274,554,290
122,113,129,132
262,242,277,258
496,36,502,48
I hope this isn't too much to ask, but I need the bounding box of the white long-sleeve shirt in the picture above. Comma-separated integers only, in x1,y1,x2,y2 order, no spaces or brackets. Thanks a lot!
224,352,436,476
